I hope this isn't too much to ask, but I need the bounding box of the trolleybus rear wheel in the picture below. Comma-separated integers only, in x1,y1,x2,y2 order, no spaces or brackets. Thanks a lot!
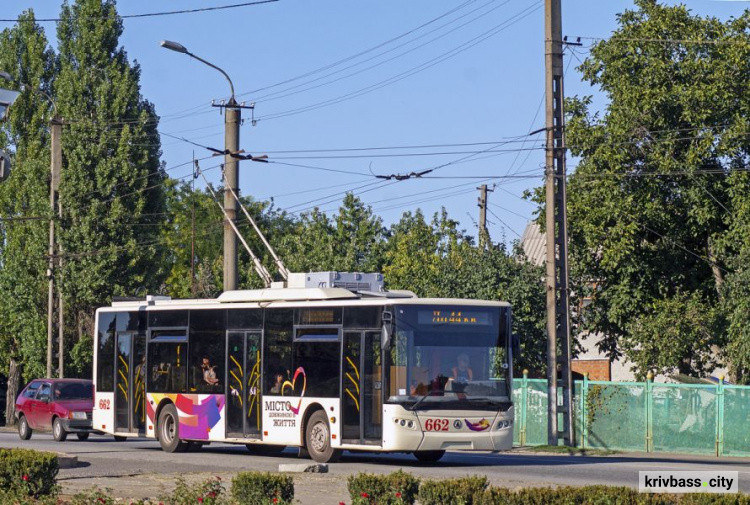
158,404,188,453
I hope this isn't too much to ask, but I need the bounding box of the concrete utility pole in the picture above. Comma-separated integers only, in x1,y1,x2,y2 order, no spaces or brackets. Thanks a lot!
223,102,240,291
47,117,62,378
477,184,493,249
160,40,254,293
544,0,574,446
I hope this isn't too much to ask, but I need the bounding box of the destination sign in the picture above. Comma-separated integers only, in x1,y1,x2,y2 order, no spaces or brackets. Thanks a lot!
298,309,338,325
418,310,490,326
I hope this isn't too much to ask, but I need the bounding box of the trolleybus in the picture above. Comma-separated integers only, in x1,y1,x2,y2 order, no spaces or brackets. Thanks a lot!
92,272,514,462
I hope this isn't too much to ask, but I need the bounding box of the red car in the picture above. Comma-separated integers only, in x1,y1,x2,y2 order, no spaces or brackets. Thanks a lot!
15,379,94,442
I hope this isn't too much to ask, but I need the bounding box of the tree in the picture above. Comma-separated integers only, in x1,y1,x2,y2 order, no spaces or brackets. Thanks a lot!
55,0,167,359
0,10,56,423
564,0,749,378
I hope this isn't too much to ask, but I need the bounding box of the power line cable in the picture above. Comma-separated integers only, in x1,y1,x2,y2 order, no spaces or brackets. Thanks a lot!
255,2,542,122
0,1,278,22
250,0,510,104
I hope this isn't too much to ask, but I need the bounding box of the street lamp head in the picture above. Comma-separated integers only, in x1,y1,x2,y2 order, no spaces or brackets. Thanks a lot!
160,40,189,54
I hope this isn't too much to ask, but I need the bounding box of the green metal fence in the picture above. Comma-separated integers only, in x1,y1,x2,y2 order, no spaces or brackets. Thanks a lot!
512,373,750,457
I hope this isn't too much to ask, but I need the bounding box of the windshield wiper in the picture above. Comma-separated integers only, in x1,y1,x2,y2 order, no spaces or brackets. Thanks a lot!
406,394,432,411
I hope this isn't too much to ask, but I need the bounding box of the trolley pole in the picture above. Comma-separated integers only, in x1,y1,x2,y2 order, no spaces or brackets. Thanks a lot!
544,0,574,446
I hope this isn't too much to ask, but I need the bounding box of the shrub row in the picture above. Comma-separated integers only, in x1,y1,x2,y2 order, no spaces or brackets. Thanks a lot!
476,485,750,504
347,470,420,504
0,448,59,499
231,471,294,505
349,474,749,505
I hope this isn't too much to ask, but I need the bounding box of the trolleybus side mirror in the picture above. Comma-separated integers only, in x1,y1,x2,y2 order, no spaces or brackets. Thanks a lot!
382,310,393,350
512,333,521,359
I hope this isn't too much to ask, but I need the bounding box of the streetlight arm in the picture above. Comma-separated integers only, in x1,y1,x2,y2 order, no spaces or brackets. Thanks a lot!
186,52,235,101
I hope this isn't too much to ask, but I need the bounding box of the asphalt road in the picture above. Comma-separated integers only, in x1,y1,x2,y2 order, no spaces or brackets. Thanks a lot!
2,431,750,502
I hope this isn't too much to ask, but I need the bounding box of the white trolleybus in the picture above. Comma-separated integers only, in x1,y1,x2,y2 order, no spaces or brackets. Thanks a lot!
93,272,514,463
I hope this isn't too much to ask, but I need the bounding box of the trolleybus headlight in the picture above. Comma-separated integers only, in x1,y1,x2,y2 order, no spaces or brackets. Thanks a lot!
393,418,418,430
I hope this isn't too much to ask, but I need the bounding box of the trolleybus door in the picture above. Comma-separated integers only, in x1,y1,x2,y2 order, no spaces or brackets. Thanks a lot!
114,332,146,434
342,331,383,444
226,331,262,439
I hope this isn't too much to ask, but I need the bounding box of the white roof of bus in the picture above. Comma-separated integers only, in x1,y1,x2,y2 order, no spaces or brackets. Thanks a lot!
97,289,509,313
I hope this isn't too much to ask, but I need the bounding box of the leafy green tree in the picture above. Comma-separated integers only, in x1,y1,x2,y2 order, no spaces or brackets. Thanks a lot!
55,0,167,357
0,11,56,421
564,0,749,377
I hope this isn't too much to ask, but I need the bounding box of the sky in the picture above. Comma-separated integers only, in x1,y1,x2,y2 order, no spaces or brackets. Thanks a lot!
2,0,748,246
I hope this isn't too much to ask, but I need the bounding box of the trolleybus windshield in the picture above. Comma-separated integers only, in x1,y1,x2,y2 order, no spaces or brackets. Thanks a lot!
387,304,509,410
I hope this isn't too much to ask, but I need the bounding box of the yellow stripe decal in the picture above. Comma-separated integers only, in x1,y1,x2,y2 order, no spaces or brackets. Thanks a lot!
345,388,360,412
346,356,360,380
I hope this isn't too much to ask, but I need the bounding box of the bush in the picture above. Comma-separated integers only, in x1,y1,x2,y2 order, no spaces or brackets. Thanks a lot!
69,487,119,505
0,448,58,498
347,470,420,505
418,475,488,505
160,476,226,505
231,471,294,505
473,486,750,505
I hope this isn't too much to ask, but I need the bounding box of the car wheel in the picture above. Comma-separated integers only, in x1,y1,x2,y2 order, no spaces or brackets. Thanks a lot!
245,443,286,455
414,450,445,463
186,441,203,452
76,433,90,441
304,410,341,463
158,404,188,453
113,435,127,442
17,415,32,441
52,417,68,442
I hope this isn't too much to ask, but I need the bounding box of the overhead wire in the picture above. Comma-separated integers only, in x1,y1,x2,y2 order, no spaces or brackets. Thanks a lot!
255,1,543,122
0,1,278,23
249,0,511,104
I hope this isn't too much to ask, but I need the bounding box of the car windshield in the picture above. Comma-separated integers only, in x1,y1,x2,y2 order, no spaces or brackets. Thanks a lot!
54,382,93,400
386,304,510,410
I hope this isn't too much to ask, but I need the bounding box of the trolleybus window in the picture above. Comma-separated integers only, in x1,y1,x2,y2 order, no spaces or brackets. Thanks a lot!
387,305,509,409
264,308,293,394
189,309,225,392
97,312,117,392
148,330,188,393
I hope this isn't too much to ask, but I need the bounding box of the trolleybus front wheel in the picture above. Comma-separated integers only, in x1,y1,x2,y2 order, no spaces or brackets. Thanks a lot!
304,410,341,463
158,404,188,453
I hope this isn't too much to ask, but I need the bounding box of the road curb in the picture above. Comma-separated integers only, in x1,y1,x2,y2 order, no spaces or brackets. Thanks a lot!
56,453,78,469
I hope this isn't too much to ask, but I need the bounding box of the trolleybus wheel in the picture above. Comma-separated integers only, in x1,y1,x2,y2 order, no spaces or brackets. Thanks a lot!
113,435,127,442
186,441,203,452
414,450,445,463
304,410,341,463
158,404,188,453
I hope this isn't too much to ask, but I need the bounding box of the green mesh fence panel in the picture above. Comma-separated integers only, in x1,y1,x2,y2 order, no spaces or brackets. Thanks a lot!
525,379,549,445
511,378,749,456
584,383,647,451
512,381,522,444
722,386,750,457
573,382,582,445
651,385,716,455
